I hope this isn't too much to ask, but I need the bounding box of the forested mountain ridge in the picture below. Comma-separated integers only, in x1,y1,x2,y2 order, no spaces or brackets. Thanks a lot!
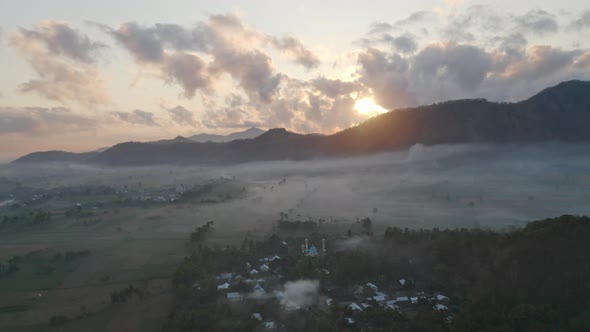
12,80,590,166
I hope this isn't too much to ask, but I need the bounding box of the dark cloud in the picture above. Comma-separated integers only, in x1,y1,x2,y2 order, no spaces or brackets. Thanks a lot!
15,21,106,63
201,102,262,129
575,52,590,68
211,49,282,103
0,106,93,134
494,46,581,81
10,22,109,106
357,48,414,109
16,57,108,106
310,77,361,98
113,109,157,126
493,33,528,51
367,22,393,35
271,35,320,69
167,105,198,127
163,53,212,98
388,34,418,54
96,14,318,102
95,21,209,63
395,11,435,27
516,10,559,35
104,21,165,63
571,10,590,30
412,42,492,91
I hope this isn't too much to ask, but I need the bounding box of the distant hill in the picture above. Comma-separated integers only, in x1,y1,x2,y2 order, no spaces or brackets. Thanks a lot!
188,127,265,142
11,150,99,164
152,136,195,145
12,80,590,166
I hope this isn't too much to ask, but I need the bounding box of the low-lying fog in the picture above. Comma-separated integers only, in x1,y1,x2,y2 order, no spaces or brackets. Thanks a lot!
3,143,590,231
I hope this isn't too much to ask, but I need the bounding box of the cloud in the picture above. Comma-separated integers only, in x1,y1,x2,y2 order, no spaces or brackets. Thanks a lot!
166,105,198,127
201,94,263,129
163,52,213,98
394,11,436,27
271,35,320,69
412,42,493,91
493,46,582,81
310,77,361,98
388,34,418,54
575,52,590,68
367,22,393,35
571,10,590,30
101,21,164,62
0,106,94,135
10,21,109,106
15,21,106,63
492,33,528,51
356,48,414,109
211,48,282,103
281,280,319,309
16,57,109,106
113,109,157,126
516,10,559,35
96,13,318,102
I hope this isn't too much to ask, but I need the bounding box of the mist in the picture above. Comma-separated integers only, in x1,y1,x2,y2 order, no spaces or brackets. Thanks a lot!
3,143,590,236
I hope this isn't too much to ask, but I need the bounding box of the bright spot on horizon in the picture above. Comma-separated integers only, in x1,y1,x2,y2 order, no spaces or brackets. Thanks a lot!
354,98,388,115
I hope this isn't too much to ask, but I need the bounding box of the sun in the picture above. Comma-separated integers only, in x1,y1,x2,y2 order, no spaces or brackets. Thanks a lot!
354,98,388,115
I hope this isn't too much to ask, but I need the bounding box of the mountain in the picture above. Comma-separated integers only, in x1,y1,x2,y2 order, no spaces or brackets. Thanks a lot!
11,150,100,164
188,127,265,142
152,136,195,145
11,80,590,166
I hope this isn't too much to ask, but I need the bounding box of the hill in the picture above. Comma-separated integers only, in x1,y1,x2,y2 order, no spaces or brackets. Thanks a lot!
12,80,590,166
188,127,265,142
11,151,99,165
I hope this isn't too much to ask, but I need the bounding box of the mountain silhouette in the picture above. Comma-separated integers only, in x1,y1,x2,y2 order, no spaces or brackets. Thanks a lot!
12,80,590,166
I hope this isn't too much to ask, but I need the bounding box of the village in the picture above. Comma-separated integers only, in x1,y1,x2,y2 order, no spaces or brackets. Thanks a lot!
182,235,453,331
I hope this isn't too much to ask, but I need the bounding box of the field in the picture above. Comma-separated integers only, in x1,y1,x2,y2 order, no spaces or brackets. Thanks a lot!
2,143,590,330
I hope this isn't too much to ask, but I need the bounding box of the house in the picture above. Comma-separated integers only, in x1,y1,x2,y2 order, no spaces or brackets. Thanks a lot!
366,282,378,292
263,321,276,329
399,279,406,286
353,286,364,296
434,304,449,311
217,273,233,281
386,300,398,306
325,298,334,306
227,292,242,301
348,303,363,311
260,264,270,272
410,296,419,304
308,245,318,256
386,304,400,311
395,296,410,304
436,294,450,303
361,303,371,310
191,282,201,291
269,255,281,262
252,313,262,321
217,283,230,290
372,294,387,303
345,317,355,325
253,284,266,296
250,269,259,276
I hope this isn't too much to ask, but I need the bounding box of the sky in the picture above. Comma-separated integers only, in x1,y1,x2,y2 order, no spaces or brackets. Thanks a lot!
1,0,590,161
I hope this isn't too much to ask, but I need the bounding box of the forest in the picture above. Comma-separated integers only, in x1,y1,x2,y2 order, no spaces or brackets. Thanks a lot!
166,215,590,332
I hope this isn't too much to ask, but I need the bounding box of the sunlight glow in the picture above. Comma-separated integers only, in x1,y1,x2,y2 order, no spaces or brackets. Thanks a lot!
354,98,388,115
